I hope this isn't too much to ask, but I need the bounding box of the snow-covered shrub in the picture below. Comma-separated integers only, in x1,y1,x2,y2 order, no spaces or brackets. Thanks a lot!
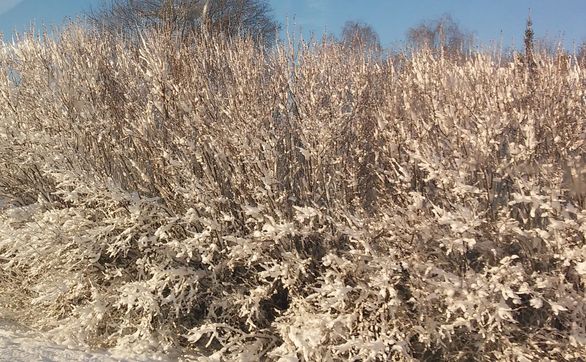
0,26,585,360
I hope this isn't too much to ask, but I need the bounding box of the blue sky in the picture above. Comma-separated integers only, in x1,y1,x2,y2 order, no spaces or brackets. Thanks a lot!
0,0,584,50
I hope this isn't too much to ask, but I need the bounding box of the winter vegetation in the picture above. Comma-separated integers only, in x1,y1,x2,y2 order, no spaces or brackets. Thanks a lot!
0,10,585,361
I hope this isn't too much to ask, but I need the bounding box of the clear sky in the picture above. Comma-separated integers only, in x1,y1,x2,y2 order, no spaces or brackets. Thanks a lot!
0,0,584,50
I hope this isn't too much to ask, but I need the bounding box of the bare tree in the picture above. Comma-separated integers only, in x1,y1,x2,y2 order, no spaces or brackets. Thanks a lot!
523,13,537,76
340,20,381,52
406,14,474,56
88,0,279,44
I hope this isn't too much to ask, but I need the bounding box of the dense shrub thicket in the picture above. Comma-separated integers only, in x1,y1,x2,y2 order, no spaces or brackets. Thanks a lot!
0,26,585,360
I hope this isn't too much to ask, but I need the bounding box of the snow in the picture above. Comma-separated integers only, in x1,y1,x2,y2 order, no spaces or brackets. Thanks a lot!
0,319,164,362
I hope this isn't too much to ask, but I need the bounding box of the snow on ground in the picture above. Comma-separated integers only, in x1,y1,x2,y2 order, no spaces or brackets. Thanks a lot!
0,319,169,362
0,320,111,361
